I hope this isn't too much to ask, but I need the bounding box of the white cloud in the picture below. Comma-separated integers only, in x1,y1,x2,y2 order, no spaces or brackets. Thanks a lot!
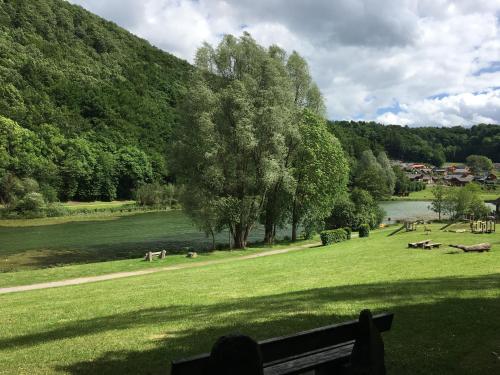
68,0,500,126
376,89,500,126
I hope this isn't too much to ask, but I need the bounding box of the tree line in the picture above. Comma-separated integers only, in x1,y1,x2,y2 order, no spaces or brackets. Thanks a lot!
0,115,163,215
330,121,500,165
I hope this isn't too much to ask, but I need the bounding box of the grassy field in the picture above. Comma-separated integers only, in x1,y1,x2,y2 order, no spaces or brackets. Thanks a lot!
0,225,498,374
61,201,136,211
0,239,318,288
391,187,499,201
0,210,292,272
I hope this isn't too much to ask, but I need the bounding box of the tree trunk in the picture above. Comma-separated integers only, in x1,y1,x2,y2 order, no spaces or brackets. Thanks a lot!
292,222,298,242
264,211,274,245
233,223,247,249
449,243,491,252
291,199,299,242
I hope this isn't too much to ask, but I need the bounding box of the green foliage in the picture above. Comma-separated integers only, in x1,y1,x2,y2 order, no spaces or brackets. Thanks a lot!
320,228,349,245
353,150,393,199
465,155,493,175
358,223,370,237
430,183,446,220
343,227,352,239
16,192,46,214
326,189,384,230
135,183,176,207
443,184,491,220
290,110,349,240
44,202,69,217
329,121,499,164
0,0,192,200
116,146,153,199
172,33,309,248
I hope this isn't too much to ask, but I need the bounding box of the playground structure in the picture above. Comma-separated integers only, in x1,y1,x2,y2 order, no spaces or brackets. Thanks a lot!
470,220,496,234
388,219,425,236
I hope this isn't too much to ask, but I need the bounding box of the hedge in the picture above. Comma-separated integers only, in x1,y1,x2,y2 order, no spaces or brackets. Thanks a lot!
359,223,370,237
343,227,352,240
320,228,350,246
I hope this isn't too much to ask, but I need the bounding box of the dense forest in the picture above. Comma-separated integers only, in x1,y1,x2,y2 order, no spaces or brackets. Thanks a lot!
0,0,498,208
0,0,192,201
330,121,500,165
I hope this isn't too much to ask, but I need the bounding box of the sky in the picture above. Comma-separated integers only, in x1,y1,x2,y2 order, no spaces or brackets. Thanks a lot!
68,0,500,127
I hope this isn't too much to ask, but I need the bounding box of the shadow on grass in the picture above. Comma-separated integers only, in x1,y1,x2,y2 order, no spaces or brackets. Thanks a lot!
2,274,499,374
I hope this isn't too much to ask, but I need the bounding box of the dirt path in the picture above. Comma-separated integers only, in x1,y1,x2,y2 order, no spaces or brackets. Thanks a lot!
0,242,321,295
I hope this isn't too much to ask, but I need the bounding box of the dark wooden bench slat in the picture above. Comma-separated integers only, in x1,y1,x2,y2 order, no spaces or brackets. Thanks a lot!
259,312,392,363
171,312,393,375
264,341,354,375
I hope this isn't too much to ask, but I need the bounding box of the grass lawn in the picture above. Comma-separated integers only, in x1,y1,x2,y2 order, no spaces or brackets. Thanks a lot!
61,201,136,210
0,238,318,288
0,225,498,374
391,187,500,201
0,211,292,272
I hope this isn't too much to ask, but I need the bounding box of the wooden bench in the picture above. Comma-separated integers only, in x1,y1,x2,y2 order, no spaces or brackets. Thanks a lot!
423,242,442,249
408,239,431,248
171,310,394,375
143,250,166,261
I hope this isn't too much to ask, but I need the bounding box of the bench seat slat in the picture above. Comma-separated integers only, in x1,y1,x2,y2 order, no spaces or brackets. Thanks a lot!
264,341,354,375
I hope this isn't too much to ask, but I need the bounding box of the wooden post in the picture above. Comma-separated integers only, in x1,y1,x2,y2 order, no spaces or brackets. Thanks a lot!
147,251,153,262
161,250,166,259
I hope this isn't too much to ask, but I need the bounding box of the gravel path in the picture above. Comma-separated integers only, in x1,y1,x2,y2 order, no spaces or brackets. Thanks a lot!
0,242,320,295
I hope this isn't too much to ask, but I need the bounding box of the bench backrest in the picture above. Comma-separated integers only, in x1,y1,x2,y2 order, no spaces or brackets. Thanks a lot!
171,312,393,375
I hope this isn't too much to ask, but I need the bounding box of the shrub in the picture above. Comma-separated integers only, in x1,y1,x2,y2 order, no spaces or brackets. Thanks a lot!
16,192,46,213
343,227,352,239
320,228,349,246
136,182,176,207
44,203,69,217
359,223,370,237
40,184,59,203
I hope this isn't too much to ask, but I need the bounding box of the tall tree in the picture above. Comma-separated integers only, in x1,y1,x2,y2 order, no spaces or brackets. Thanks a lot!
171,33,295,248
289,110,348,241
353,150,392,200
465,155,493,175
262,50,328,244
377,151,396,195
430,183,446,220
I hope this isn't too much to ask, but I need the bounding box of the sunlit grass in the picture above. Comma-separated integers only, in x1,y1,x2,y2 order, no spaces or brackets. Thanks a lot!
0,225,498,374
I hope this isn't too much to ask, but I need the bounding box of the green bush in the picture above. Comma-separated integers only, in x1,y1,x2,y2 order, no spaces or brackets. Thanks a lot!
320,228,349,246
135,182,176,207
16,192,46,213
44,203,69,217
359,223,370,237
343,227,352,239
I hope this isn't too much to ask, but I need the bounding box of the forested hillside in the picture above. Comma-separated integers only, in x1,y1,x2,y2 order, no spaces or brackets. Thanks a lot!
0,0,192,201
330,121,500,165
0,0,498,207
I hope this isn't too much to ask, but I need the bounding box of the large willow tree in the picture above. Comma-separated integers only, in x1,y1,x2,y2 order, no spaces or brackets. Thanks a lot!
171,33,295,248
171,33,347,248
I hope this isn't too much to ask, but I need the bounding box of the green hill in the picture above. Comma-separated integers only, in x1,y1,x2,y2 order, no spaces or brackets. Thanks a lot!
0,0,192,200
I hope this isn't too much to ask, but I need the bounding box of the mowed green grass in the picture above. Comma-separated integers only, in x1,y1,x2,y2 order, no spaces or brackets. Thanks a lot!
0,211,291,272
0,225,498,375
391,186,499,201
0,239,318,288
61,200,135,211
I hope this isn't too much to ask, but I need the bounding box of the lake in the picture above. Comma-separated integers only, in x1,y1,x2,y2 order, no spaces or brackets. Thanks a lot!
379,200,496,224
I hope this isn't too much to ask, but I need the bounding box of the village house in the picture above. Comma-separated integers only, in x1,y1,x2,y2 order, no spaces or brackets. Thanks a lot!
446,164,470,175
474,173,498,186
444,174,474,186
